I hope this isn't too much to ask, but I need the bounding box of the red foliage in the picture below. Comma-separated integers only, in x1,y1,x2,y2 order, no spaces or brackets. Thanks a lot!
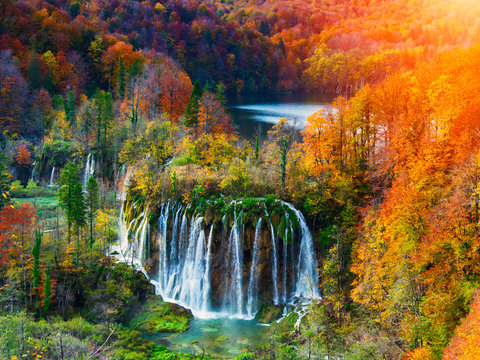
15,143,31,168
0,203,37,267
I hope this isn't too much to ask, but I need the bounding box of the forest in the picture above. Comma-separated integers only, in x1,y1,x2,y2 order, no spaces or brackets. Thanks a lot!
1,0,480,359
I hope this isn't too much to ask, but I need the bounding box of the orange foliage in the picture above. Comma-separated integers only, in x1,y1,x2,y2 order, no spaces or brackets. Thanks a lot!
15,143,31,168
0,203,37,267
443,290,480,360
157,63,192,120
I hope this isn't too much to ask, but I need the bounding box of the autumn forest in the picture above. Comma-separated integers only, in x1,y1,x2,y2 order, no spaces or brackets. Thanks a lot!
1,0,480,359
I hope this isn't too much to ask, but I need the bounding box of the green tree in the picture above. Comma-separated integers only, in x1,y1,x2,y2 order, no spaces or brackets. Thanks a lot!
95,90,114,177
170,170,177,195
0,153,11,210
85,176,99,248
259,20,270,36
58,162,82,240
32,229,42,301
255,136,260,160
43,266,51,315
215,82,227,107
184,81,203,137
64,90,76,125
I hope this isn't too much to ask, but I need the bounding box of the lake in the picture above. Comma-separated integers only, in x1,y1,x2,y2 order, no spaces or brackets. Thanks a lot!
228,93,331,138
149,318,270,358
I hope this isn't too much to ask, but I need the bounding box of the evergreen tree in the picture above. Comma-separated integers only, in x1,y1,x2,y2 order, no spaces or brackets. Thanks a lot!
52,94,64,111
26,53,44,91
184,81,203,137
171,170,177,195
203,81,212,93
259,20,270,36
118,56,126,99
85,176,99,248
215,82,227,108
0,153,11,211
32,229,42,300
72,181,87,263
43,266,51,315
58,162,82,241
64,90,76,125
255,136,260,160
72,181,87,236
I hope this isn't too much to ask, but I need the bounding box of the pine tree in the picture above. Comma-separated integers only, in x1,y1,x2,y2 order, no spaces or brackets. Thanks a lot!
0,152,11,211
32,229,42,300
184,81,203,137
86,176,99,248
43,266,51,315
171,170,177,195
215,82,227,108
255,136,260,160
26,53,43,91
64,90,76,125
58,162,82,241
259,20,270,36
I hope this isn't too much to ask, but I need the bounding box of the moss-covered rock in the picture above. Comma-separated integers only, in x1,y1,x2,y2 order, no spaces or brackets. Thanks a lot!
129,295,193,333
255,303,283,324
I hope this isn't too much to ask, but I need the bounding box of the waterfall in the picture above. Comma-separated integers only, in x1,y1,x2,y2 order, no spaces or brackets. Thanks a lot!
30,161,36,181
246,217,263,318
224,209,244,316
201,224,214,313
116,199,320,320
83,153,95,187
282,216,289,304
49,166,55,187
115,205,149,270
284,203,320,299
265,205,279,305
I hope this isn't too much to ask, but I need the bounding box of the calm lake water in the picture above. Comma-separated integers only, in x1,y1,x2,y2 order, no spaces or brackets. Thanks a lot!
228,93,331,138
150,318,270,358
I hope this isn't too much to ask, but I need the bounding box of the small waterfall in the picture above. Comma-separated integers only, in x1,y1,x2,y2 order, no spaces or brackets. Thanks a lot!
49,166,55,187
83,153,95,187
246,217,263,318
201,224,214,313
282,216,289,304
30,161,36,181
265,205,279,305
284,203,320,299
115,205,149,270
178,216,206,311
117,199,320,320
225,209,244,316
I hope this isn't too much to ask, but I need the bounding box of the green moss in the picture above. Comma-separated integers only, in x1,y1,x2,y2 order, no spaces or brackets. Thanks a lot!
255,303,283,324
129,295,193,334
215,335,229,342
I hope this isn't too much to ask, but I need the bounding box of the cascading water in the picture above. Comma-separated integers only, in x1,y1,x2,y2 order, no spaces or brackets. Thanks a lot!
116,199,320,320
49,166,55,187
284,203,320,299
246,217,263,318
83,153,95,187
30,161,36,181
